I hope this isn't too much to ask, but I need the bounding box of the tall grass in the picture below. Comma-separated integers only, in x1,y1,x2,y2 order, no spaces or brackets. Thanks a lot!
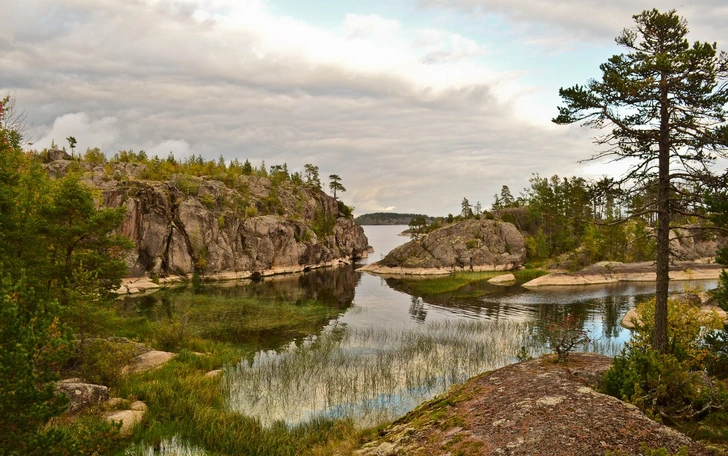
227,319,532,428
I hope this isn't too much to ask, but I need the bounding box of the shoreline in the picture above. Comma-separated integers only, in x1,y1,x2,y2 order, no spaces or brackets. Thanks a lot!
356,262,520,277
522,260,722,288
115,256,363,295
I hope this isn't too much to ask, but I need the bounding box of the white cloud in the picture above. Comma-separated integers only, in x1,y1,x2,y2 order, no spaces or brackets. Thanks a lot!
147,139,191,159
34,112,118,153
342,14,401,40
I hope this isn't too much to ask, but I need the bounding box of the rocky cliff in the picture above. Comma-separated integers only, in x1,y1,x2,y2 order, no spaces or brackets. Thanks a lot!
48,159,369,279
359,218,526,275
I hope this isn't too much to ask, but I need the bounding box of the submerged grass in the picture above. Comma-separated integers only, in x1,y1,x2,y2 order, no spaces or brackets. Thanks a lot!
394,269,548,296
103,285,363,455
116,349,361,456
227,319,533,428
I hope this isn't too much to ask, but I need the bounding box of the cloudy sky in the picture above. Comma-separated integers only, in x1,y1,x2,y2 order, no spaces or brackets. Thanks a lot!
3,0,727,216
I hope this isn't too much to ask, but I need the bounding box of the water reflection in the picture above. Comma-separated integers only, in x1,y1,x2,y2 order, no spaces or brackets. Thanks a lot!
120,224,719,429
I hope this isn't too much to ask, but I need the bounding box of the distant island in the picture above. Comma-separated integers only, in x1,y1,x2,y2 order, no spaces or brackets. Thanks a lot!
354,212,433,226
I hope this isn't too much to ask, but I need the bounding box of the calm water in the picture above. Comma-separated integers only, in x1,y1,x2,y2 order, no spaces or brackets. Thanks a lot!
345,225,713,345
123,224,717,428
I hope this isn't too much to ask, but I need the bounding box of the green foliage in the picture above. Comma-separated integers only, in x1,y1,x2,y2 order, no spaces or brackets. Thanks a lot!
337,200,353,219
49,417,121,456
603,294,728,427
408,215,428,240
603,348,716,424
82,147,106,164
524,229,549,262
0,273,74,456
114,149,148,163
630,295,722,370
328,174,346,200
312,208,336,238
303,163,321,189
154,315,190,351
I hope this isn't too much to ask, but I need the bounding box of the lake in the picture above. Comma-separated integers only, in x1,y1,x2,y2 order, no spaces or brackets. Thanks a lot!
122,224,717,428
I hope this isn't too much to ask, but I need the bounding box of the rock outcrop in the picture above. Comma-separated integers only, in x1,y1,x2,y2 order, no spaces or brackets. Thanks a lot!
48,160,369,279
360,219,525,275
56,378,109,413
523,260,722,288
357,353,711,455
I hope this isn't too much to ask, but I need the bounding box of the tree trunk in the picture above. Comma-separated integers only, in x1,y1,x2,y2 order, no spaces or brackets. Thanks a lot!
653,72,671,354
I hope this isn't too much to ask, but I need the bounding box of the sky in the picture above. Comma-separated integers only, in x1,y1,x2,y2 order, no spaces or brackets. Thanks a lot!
2,0,728,216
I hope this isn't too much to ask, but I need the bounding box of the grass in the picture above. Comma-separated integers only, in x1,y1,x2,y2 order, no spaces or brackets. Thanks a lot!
227,319,533,429
115,350,361,456
390,269,547,297
112,287,346,351
85,284,364,455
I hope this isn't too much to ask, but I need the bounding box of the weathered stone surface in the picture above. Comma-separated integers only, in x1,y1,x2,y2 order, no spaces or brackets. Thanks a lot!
524,261,722,288
357,354,711,456
56,378,109,413
122,350,175,374
360,219,525,274
205,369,224,378
105,408,145,436
488,273,516,285
47,161,370,279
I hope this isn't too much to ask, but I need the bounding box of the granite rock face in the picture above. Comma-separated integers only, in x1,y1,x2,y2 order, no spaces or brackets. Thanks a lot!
50,161,369,278
363,219,525,273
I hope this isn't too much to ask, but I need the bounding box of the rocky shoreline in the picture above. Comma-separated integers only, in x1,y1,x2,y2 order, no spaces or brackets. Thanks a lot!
522,260,722,288
115,255,363,294
356,262,517,276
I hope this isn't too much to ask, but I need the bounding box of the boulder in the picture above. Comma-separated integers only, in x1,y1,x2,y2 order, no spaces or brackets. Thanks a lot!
105,408,145,436
56,378,109,413
488,273,516,285
122,350,175,375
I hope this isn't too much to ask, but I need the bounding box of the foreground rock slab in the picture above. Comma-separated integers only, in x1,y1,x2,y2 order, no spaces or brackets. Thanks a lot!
487,273,516,285
357,353,710,456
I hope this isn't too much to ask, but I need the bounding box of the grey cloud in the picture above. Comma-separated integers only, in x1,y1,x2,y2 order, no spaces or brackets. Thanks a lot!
415,0,728,46
2,0,639,215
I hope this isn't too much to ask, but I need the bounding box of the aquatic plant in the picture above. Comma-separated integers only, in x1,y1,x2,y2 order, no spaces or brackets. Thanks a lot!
226,319,534,427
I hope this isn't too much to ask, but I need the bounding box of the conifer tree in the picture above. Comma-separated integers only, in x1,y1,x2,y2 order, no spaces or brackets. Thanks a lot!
554,9,728,352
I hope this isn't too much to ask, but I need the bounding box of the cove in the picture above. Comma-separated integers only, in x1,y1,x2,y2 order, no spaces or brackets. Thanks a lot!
120,224,717,429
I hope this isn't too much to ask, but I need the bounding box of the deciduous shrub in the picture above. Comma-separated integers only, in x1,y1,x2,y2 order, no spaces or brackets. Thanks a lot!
543,313,590,362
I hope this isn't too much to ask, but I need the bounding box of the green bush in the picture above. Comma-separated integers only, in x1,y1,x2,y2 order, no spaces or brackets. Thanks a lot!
0,274,74,455
79,338,137,387
154,315,190,352
337,200,353,219
603,348,706,423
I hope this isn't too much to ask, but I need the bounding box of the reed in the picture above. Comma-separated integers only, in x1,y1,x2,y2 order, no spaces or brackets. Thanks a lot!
226,319,532,428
